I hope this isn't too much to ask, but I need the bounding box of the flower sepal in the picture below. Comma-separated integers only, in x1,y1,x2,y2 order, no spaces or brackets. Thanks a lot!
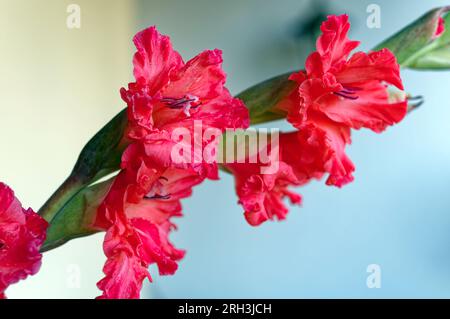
40,179,113,252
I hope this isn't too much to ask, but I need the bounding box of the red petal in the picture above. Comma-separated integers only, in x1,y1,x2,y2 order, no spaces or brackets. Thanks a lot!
132,26,183,94
335,49,403,90
318,81,407,133
163,49,226,101
280,128,331,184
316,15,360,71
131,218,184,276
307,113,355,187
227,161,301,227
96,219,150,299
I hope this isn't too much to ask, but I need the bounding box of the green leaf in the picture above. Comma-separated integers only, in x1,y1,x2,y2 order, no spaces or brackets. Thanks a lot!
236,72,296,124
374,7,450,69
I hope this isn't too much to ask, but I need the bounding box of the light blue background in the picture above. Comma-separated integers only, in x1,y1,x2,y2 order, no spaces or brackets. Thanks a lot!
132,0,450,298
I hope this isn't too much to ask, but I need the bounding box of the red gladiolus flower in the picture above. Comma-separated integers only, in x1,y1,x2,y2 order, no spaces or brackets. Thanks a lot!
225,130,330,226
121,26,249,178
228,14,408,227
277,14,407,187
226,159,301,226
95,26,249,298
96,165,202,299
0,182,48,298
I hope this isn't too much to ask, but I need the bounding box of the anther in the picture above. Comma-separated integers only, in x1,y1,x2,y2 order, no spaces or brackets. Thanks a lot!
145,193,172,200
161,94,201,116
334,91,359,100
407,95,424,111
334,86,360,100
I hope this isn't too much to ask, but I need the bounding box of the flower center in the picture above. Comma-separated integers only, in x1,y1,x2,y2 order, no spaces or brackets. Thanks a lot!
145,176,171,200
334,86,360,100
160,94,201,116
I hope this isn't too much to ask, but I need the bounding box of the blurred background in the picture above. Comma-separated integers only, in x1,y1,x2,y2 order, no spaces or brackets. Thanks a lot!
1,0,450,298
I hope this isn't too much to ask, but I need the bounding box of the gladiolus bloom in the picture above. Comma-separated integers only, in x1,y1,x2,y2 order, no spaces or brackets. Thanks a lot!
226,159,301,226
95,26,249,298
121,27,249,179
96,166,203,299
228,14,407,226
0,182,48,298
225,129,333,226
277,14,407,187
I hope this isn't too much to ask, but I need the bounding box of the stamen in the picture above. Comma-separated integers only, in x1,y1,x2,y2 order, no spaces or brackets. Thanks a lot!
161,94,201,116
333,85,361,100
407,95,424,111
342,85,362,91
407,95,424,101
340,89,356,95
334,91,359,100
170,98,196,108
145,193,172,200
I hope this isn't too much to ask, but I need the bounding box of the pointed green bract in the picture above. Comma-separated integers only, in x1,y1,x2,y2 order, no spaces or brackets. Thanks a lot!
374,7,450,69
72,109,128,184
41,179,114,252
408,13,450,69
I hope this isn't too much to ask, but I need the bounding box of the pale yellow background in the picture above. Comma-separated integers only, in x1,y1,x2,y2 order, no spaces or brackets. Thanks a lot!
0,0,135,298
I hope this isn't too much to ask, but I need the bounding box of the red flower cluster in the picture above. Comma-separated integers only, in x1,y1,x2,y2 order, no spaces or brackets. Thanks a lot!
94,27,249,298
0,183,47,298
226,14,408,226
0,11,446,299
